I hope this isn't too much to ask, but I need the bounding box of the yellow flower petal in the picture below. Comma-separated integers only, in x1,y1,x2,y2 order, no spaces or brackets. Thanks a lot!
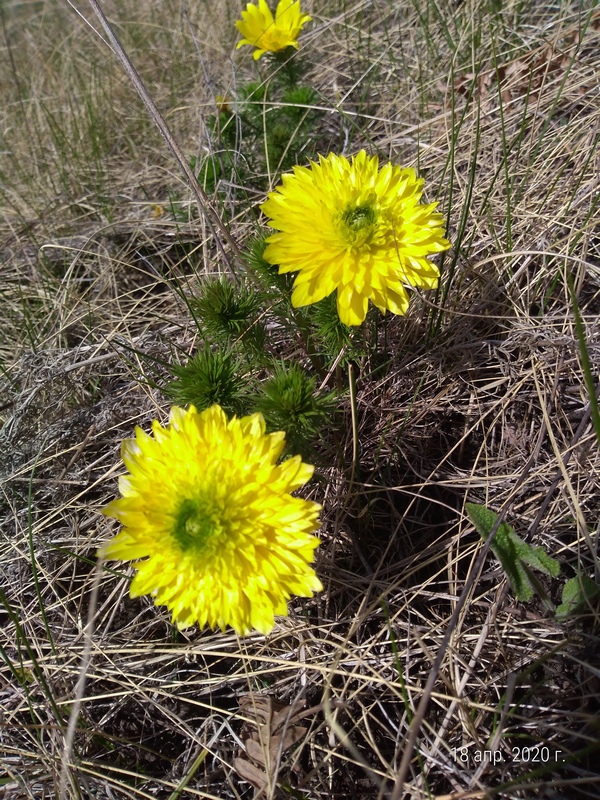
99,404,322,636
235,0,311,59
260,151,451,325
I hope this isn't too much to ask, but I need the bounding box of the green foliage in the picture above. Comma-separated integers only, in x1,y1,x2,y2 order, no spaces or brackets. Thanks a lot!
211,108,239,149
238,80,267,105
266,85,321,172
200,69,323,195
556,573,599,619
165,348,250,417
191,277,266,355
253,362,338,457
243,231,292,299
282,85,318,116
307,293,368,366
269,46,309,88
466,503,560,602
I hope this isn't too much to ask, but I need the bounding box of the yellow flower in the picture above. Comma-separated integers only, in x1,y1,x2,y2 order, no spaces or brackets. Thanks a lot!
99,404,322,636
261,151,451,326
235,0,312,60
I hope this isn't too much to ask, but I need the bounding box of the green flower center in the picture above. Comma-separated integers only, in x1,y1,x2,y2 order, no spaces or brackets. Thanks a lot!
173,498,224,553
341,203,378,245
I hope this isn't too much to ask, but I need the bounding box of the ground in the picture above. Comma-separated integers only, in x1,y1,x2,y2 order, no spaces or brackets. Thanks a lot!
1,1,599,798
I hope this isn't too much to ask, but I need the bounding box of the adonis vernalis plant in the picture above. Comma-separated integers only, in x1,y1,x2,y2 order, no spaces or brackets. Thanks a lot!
235,0,312,60
261,150,451,325
100,404,322,636
253,362,338,459
165,348,250,417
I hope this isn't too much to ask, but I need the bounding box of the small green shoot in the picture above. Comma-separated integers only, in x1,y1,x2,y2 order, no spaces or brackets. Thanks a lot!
253,362,337,458
243,230,292,298
556,573,599,619
165,348,250,417
191,276,265,354
466,503,560,602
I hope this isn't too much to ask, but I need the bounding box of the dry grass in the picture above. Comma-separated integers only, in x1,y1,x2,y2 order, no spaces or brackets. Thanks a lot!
1,0,600,798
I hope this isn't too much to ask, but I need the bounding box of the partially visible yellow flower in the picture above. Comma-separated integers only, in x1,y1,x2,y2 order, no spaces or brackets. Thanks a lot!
235,0,312,60
215,94,231,113
261,151,451,326
99,404,322,636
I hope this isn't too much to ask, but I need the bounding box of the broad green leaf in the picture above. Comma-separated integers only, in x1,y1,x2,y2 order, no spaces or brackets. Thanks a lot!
465,503,560,602
556,573,599,619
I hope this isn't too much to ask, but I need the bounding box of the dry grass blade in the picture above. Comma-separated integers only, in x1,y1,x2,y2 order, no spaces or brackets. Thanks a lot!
83,0,242,277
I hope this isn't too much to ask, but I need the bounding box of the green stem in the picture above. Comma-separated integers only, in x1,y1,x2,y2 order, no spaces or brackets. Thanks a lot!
272,46,301,88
